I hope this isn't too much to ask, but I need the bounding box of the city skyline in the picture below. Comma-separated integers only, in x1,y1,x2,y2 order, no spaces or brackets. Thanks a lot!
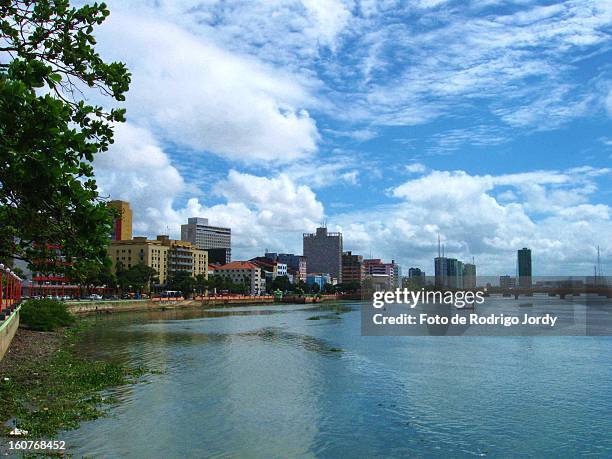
115,205,608,281
92,1,612,276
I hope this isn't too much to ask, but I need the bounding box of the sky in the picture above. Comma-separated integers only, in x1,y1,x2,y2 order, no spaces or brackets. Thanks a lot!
89,0,612,276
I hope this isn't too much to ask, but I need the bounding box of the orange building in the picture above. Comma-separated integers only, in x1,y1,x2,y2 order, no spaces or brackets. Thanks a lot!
108,200,133,241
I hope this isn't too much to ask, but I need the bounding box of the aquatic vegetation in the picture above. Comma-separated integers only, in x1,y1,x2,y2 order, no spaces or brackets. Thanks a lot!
0,324,147,438
316,303,353,314
239,327,344,355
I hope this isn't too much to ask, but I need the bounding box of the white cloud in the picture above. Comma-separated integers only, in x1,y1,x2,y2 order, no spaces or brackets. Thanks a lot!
86,0,612,275
348,1,612,129
412,0,452,9
93,123,186,236
301,0,353,50
97,13,320,163
94,124,324,256
281,157,361,188
334,167,612,275
216,170,324,231
405,163,426,173
94,126,612,274
102,0,354,69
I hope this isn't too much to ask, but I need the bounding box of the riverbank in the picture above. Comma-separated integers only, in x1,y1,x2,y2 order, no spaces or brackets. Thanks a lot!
67,294,358,316
0,305,20,362
0,324,147,441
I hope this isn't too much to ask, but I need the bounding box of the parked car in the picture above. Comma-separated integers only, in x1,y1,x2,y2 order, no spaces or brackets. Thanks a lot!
88,294,103,301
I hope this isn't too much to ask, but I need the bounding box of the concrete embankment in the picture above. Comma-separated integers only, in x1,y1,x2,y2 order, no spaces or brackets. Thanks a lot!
0,307,21,362
68,296,275,315
67,294,354,316
67,299,199,315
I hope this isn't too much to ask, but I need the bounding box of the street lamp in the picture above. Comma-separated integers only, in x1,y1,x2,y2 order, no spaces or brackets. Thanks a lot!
4,267,11,306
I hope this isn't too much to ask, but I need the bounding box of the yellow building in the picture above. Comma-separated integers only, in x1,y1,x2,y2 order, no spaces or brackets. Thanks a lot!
108,236,208,286
108,200,133,240
155,236,208,278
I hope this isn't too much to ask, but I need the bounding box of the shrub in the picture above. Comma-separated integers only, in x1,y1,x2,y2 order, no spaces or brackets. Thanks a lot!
19,299,75,331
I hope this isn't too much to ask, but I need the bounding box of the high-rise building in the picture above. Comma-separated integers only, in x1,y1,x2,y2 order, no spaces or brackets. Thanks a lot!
500,275,516,289
435,257,474,289
517,247,532,287
181,217,231,263
408,267,426,287
392,261,401,288
463,263,476,289
206,248,232,265
446,258,463,289
434,256,448,288
303,227,343,282
342,251,365,286
108,200,132,240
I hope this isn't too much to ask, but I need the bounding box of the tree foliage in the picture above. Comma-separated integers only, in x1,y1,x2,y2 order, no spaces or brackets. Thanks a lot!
116,262,157,293
166,270,196,297
209,274,249,294
268,275,291,293
0,0,130,273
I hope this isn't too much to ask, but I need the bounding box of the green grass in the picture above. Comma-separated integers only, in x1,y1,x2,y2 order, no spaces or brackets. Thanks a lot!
0,324,147,438
19,299,75,331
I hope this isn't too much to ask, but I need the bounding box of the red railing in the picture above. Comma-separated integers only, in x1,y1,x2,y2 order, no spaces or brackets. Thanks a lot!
0,263,23,316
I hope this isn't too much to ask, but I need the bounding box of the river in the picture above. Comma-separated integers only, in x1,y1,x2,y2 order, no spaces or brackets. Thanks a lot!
62,299,612,458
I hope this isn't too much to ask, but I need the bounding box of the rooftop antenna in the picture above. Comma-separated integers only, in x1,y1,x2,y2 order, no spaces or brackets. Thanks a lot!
438,234,441,258
442,244,445,258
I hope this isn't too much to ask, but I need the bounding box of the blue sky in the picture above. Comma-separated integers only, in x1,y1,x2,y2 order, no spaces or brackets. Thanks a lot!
90,0,612,275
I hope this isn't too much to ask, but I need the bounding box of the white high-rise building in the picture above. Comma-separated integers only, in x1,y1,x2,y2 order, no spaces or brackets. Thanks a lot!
181,217,231,263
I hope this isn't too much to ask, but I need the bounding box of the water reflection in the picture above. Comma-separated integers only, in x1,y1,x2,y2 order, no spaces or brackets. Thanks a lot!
61,299,612,458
